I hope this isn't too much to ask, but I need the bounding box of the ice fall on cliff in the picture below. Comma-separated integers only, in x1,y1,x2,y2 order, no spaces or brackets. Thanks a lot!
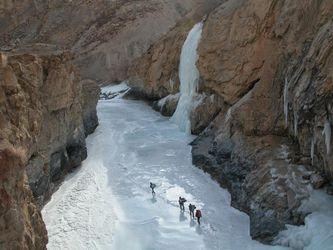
170,22,203,134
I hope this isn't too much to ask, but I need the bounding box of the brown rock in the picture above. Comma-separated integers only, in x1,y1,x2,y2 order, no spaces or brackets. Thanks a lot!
190,94,223,135
0,0,223,84
0,52,7,68
0,52,99,249
191,0,333,243
128,0,224,99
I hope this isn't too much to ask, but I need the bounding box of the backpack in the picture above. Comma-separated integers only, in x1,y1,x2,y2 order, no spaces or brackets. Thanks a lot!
195,210,202,217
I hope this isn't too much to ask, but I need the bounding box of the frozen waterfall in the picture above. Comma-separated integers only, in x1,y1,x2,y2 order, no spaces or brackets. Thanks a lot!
170,22,203,134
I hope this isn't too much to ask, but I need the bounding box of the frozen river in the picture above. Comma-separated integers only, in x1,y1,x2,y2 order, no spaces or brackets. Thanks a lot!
42,91,289,250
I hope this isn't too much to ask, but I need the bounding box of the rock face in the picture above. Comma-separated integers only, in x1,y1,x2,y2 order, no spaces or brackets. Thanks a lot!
0,0,223,84
128,0,224,100
128,0,333,244
152,93,180,117
190,94,223,135
192,0,333,243
0,52,99,249
81,79,100,136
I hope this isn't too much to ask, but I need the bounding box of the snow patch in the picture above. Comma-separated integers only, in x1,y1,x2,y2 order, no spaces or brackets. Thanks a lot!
275,189,333,250
100,82,130,100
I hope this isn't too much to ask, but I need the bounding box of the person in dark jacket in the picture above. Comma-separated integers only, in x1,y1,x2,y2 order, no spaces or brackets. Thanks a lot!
195,209,202,225
189,204,196,218
150,182,156,195
178,197,186,211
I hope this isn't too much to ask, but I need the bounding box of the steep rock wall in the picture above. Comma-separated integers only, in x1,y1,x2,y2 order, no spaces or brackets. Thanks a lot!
127,0,333,243
193,0,333,243
0,52,99,248
0,0,223,84
128,0,224,100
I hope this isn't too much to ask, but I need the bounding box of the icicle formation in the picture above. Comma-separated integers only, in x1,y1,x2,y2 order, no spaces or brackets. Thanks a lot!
293,110,298,136
283,77,289,126
170,22,203,133
311,137,315,165
322,120,331,155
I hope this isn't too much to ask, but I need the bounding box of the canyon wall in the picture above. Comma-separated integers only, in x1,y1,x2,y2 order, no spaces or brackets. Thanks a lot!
128,0,333,243
0,0,223,84
127,0,224,100
0,52,99,249
0,1,224,248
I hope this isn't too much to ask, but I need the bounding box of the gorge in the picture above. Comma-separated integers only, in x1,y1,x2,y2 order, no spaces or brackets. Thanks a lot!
1,0,333,249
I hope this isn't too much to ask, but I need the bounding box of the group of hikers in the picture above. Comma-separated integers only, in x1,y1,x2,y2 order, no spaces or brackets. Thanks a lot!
150,182,202,225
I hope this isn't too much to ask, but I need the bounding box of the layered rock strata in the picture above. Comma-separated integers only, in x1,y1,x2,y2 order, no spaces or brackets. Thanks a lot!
0,52,99,249
0,0,223,84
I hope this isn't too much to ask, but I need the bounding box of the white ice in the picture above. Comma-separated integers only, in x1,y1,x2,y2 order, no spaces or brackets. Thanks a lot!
42,84,288,250
171,22,203,134
101,82,129,95
275,188,333,250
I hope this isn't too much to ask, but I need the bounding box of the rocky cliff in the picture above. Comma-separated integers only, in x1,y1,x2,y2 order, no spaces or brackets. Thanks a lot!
128,1,224,100
0,1,226,248
128,0,333,244
0,0,223,84
0,51,99,249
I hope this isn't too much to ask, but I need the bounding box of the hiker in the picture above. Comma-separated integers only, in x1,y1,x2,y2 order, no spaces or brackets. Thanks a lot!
178,197,187,211
189,203,196,218
150,182,156,195
195,209,202,225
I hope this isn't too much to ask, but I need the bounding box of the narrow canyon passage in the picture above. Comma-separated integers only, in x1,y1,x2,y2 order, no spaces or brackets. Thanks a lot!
42,86,286,250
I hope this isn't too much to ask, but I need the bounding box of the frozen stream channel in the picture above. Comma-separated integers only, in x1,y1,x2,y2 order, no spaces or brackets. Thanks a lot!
43,87,288,250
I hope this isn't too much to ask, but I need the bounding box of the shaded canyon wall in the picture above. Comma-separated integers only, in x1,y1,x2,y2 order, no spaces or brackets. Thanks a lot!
0,52,99,249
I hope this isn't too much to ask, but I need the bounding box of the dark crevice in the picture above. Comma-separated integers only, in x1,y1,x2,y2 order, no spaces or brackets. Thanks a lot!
237,78,260,100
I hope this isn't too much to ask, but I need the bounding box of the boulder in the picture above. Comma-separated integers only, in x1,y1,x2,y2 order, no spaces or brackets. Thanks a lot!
153,93,180,117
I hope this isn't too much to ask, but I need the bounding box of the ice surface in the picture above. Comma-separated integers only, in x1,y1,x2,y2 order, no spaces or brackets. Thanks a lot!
171,22,203,134
43,84,288,250
275,189,333,250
